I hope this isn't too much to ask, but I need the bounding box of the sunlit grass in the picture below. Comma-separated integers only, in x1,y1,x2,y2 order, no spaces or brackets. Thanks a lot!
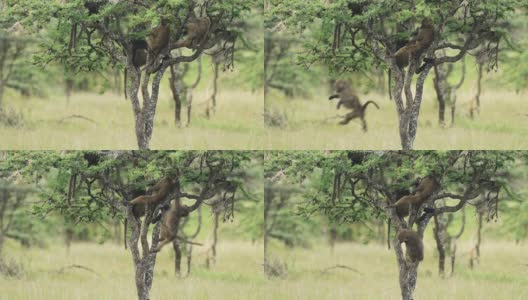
265,88,528,150
267,239,528,300
0,239,265,300
0,88,263,150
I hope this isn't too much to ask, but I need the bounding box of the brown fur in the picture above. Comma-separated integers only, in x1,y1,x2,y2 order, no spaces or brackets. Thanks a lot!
398,229,424,262
394,18,435,69
389,176,439,218
148,20,170,59
129,177,176,206
176,14,211,49
328,80,380,131
151,200,191,253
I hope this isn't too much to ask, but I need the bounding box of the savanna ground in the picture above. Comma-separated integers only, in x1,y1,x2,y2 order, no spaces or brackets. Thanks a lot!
0,74,263,150
265,74,528,150
267,239,528,300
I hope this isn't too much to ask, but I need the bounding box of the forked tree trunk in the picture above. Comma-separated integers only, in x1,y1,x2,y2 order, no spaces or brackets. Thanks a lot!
127,65,167,149
126,205,161,300
390,62,432,150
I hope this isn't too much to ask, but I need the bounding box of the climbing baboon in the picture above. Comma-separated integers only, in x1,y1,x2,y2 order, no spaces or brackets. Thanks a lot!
151,200,191,253
148,19,170,60
176,13,211,49
328,80,380,131
394,18,435,70
398,229,424,262
129,177,176,206
389,176,439,218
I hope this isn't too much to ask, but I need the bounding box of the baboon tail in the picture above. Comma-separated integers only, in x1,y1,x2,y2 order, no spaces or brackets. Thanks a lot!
388,69,392,100
124,68,128,100
387,218,391,250
363,101,380,112
124,218,128,250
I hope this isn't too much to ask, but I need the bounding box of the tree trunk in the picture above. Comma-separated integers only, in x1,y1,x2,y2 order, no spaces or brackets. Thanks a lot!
173,240,182,277
394,235,419,300
433,65,447,127
169,64,184,127
127,205,161,300
433,214,446,277
212,210,219,263
391,57,432,150
128,66,167,149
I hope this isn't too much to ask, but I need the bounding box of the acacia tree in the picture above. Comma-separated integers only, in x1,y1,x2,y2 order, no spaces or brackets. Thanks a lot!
265,150,516,300
11,0,254,149
267,0,522,149
5,150,251,300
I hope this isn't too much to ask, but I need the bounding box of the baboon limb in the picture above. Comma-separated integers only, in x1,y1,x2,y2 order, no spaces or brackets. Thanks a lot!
150,201,191,253
328,80,380,132
389,176,439,218
129,177,176,206
398,229,424,262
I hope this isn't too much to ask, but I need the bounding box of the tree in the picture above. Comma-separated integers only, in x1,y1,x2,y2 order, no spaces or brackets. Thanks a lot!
11,0,255,149
267,0,523,149
6,150,251,300
265,150,516,300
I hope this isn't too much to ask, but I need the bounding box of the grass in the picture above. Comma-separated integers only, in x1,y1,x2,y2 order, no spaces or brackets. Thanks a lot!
267,240,528,300
2,237,526,299
0,240,265,300
265,88,528,150
0,88,263,150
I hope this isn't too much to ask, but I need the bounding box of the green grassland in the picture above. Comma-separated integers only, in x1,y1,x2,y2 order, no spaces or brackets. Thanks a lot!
0,84,263,150
0,240,265,300
267,239,528,300
265,77,528,150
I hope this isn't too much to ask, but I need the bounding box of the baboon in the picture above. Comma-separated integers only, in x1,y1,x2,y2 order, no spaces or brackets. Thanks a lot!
398,229,424,262
389,176,439,218
124,186,172,249
151,200,191,253
129,177,176,206
124,39,148,99
148,19,170,60
132,39,148,68
389,18,435,99
176,13,211,49
328,80,380,131
394,18,435,70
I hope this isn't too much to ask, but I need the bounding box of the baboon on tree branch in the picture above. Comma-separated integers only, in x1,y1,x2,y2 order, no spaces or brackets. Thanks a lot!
328,80,380,132
151,200,191,253
129,177,177,206
389,18,435,99
148,19,171,63
398,229,424,263
389,176,439,218
394,18,435,70
176,12,211,49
